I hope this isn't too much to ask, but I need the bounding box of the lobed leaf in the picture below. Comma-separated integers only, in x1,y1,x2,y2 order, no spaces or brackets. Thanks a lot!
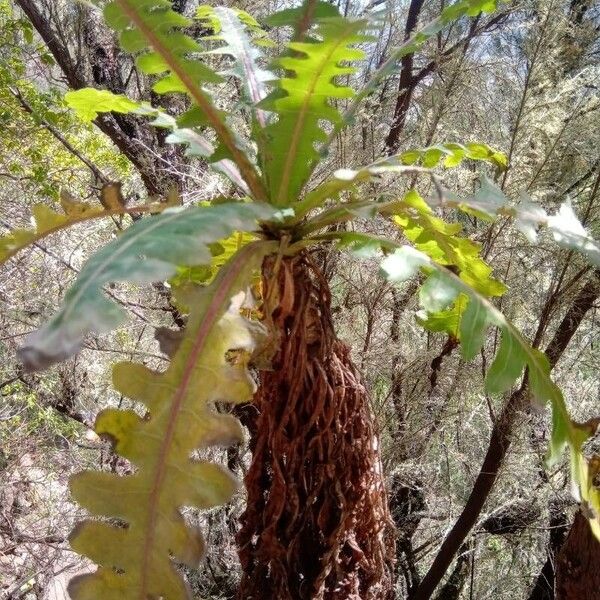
18,202,273,370
65,90,250,194
295,141,507,218
170,231,257,289
103,0,266,200
261,15,370,205
68,241,275,600
396,190,506,298
398,142,507,171
432,175,600,266
197,6,272,127
300,158,506,340
329,163,600,271
0,198,98,265
0,188,162,267
64,89,141,122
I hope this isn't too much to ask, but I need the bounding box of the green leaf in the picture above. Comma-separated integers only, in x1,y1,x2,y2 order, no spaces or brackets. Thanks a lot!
104,0,219,95
485,329,527,394
18,203,274,370
395,190,506,298
381,245,600,539
402,176,600,269
198,6,272,126
104,0,266,200
64,89,141,122
295,141,507,218
464,0,498,16
22,22,34,44
261,16,370,205
170,232,257,288
416,296,465,335
67,241,275,600
458,295,489,360
64,90,250,194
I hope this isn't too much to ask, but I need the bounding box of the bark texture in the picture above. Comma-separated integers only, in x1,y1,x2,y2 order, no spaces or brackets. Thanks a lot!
555,511,600,600
237,253,395,600
15,0,186,196
527,499,570,600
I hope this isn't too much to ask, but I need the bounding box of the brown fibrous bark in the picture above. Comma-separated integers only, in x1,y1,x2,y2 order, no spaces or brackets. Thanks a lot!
237,253,395,599
556,510,600,600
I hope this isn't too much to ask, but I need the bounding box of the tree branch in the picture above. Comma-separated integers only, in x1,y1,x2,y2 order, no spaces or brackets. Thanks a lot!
383,10,510,153
9,86,109,184
383,0,425,154
410,269,600,600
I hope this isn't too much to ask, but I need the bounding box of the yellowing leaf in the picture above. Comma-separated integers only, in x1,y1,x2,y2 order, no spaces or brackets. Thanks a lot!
170,232,257,289
68,242,275,600
394,190,506,299
0,194,104,265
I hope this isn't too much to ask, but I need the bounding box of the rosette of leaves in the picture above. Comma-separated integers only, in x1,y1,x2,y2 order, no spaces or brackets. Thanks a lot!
5,0,600,598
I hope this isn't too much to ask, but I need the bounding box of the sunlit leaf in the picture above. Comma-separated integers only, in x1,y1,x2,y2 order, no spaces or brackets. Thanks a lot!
103,0,266,200
297,142,506,217
68,242,274,600
261,15,370,205
65,90,249,194
18,203,274,370
64,89,141,122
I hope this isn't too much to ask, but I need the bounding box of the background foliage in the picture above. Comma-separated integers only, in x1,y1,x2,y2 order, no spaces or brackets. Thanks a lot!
1,0,599,599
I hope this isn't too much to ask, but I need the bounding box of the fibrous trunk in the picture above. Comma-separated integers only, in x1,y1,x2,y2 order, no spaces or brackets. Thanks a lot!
555,510,600,600
237,253,395,599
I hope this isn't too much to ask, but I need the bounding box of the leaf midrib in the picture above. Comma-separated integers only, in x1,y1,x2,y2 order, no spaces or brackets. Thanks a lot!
216,8,267,127
139,242,260,599
115,0,267,202
275,22,358,205
60,209,186,328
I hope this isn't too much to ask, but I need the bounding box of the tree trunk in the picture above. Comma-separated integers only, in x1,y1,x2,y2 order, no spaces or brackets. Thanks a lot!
383,0,425,154
382,5,509,154
432,542,472,600
237,253,395,599
555,511,600,600
527,499,569,600
15,0,187,196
